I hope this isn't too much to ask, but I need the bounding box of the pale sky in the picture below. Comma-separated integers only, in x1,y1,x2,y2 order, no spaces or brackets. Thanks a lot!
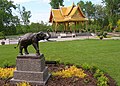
10,0,102,23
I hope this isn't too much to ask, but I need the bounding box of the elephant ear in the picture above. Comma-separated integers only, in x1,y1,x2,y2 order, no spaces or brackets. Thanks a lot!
37,32,42,36
39,32,45,36
36,32,45,40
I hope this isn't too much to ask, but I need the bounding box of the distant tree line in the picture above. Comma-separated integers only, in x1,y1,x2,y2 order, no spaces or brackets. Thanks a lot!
16,21,52,35
0,0,51,38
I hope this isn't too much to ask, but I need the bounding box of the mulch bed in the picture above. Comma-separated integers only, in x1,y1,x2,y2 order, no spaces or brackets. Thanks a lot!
0,63,117,86
46,64,97,86
46,64,117,86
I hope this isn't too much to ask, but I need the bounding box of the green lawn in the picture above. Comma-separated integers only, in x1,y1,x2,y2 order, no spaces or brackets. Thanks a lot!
0,39,120,85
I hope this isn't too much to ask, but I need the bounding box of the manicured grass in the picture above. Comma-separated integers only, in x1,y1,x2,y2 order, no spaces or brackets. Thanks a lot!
0,39,120,85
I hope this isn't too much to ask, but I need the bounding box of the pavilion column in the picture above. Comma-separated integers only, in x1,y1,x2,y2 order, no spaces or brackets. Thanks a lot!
64,23,66,32
77,22,80,32
55,22,58,32
66,23,68,32
79,22,82,32
74,22,77,32
52,23,55,32
51,20,55,32
81,21,84,32
69,25,72,33
64,22,68,32
65,22,70,32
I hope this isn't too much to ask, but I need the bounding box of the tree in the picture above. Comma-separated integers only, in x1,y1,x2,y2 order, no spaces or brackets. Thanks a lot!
102,0,120,26
94,5,109,28
77,1,85,14
17,4,31,25
50,0,64,9
115,19,120,31
0,0,19,35
84,1,95,19
77,1,95,24
77,0,120,32
15,4,32,34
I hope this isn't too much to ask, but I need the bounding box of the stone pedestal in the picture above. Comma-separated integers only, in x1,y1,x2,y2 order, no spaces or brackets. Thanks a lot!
11,54,50,85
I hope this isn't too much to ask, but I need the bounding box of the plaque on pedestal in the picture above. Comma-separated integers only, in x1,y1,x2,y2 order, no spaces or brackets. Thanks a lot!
11,54,50,85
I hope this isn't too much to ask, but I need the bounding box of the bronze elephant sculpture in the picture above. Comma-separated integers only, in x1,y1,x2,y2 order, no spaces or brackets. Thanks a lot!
15,31,51,55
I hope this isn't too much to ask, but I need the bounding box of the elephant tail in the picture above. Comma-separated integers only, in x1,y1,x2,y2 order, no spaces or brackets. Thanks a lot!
14,40,20,49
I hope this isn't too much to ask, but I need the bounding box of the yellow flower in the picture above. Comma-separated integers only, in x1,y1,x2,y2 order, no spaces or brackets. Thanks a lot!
17,82,31,86
52,65,86,78
0,67,16,79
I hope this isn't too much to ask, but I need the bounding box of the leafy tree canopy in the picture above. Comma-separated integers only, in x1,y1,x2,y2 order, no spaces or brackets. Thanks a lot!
17,4,32,25
50,0,64,9
0,0,18,33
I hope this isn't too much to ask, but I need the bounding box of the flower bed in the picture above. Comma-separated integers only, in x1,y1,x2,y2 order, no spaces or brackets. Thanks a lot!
0,63,117,86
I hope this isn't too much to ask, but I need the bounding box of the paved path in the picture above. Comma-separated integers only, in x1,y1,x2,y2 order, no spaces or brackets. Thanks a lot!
0,36,120,45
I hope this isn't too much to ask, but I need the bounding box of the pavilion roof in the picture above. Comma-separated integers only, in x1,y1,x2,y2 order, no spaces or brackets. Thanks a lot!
49,4,88,23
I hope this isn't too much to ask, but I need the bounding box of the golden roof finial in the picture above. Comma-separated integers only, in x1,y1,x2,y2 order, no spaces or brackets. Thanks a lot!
72,2,75,6
59,3,61,8
59,3,63,8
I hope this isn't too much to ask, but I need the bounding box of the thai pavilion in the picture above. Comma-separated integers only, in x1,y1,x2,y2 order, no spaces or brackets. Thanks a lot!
49,3,88,32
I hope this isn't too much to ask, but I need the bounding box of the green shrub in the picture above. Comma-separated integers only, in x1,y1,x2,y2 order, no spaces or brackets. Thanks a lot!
97,31,108,39
97,75,109,86
94,69,104,79
81,63,91,70
103,32,107,38
99,36,103,40
81,63,98,74
94,69,109,86
97,31,103,37
114,27,120,32
90,65,98,74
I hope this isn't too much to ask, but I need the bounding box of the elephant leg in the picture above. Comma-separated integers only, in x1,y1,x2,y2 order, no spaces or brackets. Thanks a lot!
24,46,29,55
32,42,40,55
19,45,23,55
